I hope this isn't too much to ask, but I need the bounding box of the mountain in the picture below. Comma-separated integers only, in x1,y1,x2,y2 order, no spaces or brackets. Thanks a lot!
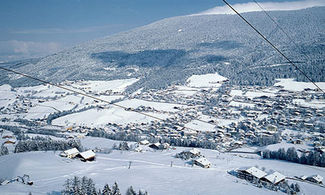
1,6,324,92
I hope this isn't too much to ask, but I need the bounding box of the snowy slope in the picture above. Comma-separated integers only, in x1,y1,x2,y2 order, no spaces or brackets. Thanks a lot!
1,7,324,91
1,142,325,195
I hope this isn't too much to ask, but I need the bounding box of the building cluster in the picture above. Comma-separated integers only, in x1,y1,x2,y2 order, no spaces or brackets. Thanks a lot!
60,148,96,162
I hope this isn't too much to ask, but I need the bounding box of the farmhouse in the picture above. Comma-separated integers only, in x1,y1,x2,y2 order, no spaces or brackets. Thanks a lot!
237,167,267,181
78,150,96,161
4,140,16,145
193,157,211,168
176,148,201,160
261,171,286,185
60,148,80,158
149,142,161,150
306,175,323,184
139,140,150,145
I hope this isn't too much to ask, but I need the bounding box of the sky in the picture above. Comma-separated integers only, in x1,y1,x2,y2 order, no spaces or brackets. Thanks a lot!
0,0,323,62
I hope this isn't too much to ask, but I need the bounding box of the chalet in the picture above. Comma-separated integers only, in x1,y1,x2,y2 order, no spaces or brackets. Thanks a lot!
139,140,150,145
237,167,267,181
267,125,277,132
60,148,80,158
261,172,286,185
177,148,201,159
2,135,14,139
4,140,16,145
193,157,211,168
78,150,96,161
149,143,161,150
299,175,308,180
306,175,323,184
290,139,303,145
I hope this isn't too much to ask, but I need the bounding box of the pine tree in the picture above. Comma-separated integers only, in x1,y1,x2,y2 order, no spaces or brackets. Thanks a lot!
126,186,137,195
102,184,112,195
112,182,121,195
0,146,9,156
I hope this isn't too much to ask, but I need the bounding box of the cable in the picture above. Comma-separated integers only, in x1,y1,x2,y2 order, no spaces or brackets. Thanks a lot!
222,0,325,94
0,66,163,121
252,0,322,72
0,66,209,133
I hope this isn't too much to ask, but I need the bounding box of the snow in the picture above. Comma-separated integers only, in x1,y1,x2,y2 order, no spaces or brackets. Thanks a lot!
173,86,199,96
184,120,216,132
62,148,80,156
196,0,325,15
229,101,255,108
1,143,325,195
264,141,312,153
186,72,227,88
230,90,243,97
194,157,211,167
293,99,325,108
239,167,267,179
0,84,16,107
71,78,139,93
118,99,187,112
263,171,286,184
244,91,275,98
274,78,325,92
52,106,169,127
79,150,95,160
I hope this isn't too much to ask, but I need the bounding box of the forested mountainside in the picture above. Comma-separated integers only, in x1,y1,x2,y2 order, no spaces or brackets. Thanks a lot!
1,7,324,92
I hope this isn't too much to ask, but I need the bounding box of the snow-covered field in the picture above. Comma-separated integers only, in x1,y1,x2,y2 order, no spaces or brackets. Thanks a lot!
118,99,188,112
186,72,228,88
274,79,325,92
52,106,169,127
70,78,139,93
184,119,216,132
1,137,325,195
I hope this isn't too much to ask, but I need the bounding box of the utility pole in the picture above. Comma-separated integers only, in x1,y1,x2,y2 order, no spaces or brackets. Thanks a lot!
128,161,132,169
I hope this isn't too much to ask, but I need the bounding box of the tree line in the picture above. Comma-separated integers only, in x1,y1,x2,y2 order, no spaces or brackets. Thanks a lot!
14,137,83,153
62,176,148,195
263,147,325,167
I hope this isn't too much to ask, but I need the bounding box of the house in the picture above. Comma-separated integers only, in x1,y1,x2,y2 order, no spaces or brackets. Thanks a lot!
290,139,303,145
60,148,80,158
139,140,150,145
4,140,16,145
299,175,308,180
306,175,323,184
237,167,267,181
78,150,96,161
193,157,211,168
262,171,286,185
2,135,14,139
267,125,277,132
149,143,161,150
176,148,201,160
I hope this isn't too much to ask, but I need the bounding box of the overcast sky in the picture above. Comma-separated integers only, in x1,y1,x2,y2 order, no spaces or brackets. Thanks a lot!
0,0,323,62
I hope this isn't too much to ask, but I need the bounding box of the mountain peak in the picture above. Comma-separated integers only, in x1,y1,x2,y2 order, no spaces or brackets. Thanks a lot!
195,0,325,15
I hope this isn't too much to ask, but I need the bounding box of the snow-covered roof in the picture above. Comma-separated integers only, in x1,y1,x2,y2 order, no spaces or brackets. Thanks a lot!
139,140,149,145
308,175,323,183
63,148,79,155
186,148,200,155
263,171,286,184
300,175,308,180
79,150,96,160
195,157,211,166
239,167,267,179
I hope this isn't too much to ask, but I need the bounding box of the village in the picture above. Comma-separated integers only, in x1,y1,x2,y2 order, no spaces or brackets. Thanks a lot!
0,75,325,194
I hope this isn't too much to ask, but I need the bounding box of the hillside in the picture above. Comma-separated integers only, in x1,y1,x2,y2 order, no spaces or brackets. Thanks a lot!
0,7,324,91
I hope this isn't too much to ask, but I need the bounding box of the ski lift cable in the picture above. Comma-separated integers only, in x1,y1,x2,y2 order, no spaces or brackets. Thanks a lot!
222,0,325,94
0,66,205,132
